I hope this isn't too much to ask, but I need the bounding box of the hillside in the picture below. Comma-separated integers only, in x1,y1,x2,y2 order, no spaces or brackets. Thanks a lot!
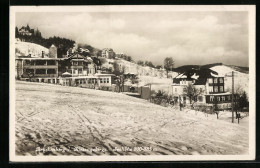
102,58,177,79
15,41,249,96
15,81,249,156
15,40,49,58
174,63,249,74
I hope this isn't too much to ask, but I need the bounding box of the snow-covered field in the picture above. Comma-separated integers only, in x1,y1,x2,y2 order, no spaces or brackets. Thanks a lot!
15,81,248,156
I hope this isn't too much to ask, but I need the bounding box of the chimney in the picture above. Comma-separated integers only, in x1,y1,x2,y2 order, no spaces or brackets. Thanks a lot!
42,51,44,58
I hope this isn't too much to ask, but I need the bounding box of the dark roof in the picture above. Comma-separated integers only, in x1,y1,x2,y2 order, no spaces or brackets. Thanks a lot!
173,78,181,84
196,68,218,78
193,78,207,85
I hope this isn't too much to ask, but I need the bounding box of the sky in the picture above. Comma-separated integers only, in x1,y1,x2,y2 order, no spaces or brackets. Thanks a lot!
15,12,249,67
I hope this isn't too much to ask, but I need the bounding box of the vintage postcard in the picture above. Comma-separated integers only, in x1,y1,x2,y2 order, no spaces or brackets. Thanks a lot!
9,5,256,162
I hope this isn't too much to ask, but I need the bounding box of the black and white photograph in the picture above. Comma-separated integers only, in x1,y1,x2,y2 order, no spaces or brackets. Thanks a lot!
9,5,256,161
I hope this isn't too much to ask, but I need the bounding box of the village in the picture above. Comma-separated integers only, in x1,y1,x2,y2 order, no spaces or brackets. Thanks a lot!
14,24,250,156
15,25,249,117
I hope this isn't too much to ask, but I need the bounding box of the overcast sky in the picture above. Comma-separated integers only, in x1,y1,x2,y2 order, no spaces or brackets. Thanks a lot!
16,12,249,67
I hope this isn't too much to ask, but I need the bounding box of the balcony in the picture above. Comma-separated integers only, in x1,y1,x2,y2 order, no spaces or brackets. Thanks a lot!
23,64,58,69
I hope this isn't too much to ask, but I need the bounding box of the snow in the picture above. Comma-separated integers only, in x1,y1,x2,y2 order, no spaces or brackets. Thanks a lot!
210,65,249,96
191,73,199,80
15,40,49,57
15,81,248,156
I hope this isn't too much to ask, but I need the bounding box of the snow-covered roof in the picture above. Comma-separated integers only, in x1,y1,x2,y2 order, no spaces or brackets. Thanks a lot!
191,73,199,80
62,72,71,75
175,73,184,79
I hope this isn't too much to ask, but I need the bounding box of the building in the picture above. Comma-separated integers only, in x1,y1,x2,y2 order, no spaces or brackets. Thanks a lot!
101,48,115,59
18,25,35,36
16,45,116,88
15,56,60,83
171,69,231,108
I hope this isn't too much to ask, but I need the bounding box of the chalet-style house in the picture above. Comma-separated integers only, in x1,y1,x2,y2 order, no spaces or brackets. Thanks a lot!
15,45,115,88
172,68,231,108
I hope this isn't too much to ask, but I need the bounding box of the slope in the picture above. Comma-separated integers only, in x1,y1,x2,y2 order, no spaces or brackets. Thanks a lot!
15,81,248,156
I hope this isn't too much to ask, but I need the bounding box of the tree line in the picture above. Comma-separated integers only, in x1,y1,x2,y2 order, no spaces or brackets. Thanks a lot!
15,26,75,58
137,57,174,78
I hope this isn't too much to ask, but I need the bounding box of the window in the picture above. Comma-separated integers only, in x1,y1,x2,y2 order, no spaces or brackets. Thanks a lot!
219,78,224,83
73,62,78,65
175,88,177,92
198,96,203,102
26,69,34,74
214,86,218,92
209,86,213,93
78,69,82,74
25,60,31,65
47,69,55,74
217,96,220,101
210,96,214,102
219,86,224,92
200,88,203,92
214,78,218,83
208,78,213,83
35,69,46,74
107,78,109,83
227,95,231,101
47,60,56,65
35,60,46,65
222,96,225,101
183,88,187,92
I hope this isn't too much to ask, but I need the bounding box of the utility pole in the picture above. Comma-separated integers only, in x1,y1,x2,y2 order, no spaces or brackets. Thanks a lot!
231,71,234,123
225,71,235,123
149,84,152,102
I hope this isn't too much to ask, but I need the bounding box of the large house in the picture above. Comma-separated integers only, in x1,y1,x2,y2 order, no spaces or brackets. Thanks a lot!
15,45,60,83
172,68,231,108
18,25,35,36
15,44,116,88
101,48,115,59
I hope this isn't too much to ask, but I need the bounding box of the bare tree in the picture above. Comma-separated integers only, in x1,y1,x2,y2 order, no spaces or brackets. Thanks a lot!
113,61,126,92
226,84,249,118
213,97,220,119
182,83,204,107
163,57,174,78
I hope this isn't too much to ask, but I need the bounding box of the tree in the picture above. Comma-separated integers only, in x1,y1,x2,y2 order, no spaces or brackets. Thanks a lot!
155,65,162,69
130,74,139,85
15,26,19,38
182,83,204,106
137,60,144,66
96,50,102,57
164,57,174,78
113,61,126,92
126,56,132,62
213,97,220,119
226,84,249,117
